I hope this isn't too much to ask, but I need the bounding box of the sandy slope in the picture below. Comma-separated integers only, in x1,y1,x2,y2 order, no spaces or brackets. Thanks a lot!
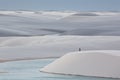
40,50,120,78
0,36,120,61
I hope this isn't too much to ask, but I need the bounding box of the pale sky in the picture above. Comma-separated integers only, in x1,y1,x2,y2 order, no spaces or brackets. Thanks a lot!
0,0,119,11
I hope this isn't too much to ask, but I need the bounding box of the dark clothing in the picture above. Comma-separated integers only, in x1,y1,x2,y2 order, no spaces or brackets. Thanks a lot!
79,48,81,51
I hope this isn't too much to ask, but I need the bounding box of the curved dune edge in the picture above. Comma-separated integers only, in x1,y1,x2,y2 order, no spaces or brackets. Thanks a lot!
0,57,58,63
40,50,120,79
0,71,8,73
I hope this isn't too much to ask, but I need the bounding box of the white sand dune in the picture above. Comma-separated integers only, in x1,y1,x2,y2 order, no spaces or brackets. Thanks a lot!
40,50,120,78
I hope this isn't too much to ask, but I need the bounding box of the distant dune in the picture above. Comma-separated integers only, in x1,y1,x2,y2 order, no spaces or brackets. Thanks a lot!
0,11,120,36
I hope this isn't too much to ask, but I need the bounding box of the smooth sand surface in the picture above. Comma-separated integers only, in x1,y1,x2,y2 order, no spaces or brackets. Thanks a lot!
41,50,120,78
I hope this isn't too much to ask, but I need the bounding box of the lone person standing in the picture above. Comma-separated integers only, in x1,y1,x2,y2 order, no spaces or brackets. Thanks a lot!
79,48,81,51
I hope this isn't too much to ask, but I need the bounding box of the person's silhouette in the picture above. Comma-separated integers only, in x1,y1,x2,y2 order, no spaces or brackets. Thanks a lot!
79,48,81,51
